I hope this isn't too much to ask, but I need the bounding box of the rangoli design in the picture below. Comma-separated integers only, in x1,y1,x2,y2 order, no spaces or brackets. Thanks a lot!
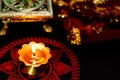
0,37,80,80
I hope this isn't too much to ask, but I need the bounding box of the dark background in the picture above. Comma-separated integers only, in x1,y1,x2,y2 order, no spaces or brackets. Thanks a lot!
0,19,120,80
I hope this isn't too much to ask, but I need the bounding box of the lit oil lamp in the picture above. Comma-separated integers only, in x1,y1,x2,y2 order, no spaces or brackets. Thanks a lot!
18,41,51,75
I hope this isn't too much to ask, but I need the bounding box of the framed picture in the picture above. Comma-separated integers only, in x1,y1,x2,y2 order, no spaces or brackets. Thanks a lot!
0,0,53,22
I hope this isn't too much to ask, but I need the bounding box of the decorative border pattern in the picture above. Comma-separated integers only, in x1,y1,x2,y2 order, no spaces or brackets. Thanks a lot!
0,0,53,21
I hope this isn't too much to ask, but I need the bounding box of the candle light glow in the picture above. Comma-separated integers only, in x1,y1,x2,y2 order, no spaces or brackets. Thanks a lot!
18,41,51,67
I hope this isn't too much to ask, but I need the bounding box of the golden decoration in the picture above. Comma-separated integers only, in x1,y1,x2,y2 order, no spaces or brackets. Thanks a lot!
68,27,81,45
0,19,10,36
43,24,53,33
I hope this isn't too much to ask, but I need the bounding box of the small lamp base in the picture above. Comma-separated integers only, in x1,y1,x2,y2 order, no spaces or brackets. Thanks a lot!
26,66,41,75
